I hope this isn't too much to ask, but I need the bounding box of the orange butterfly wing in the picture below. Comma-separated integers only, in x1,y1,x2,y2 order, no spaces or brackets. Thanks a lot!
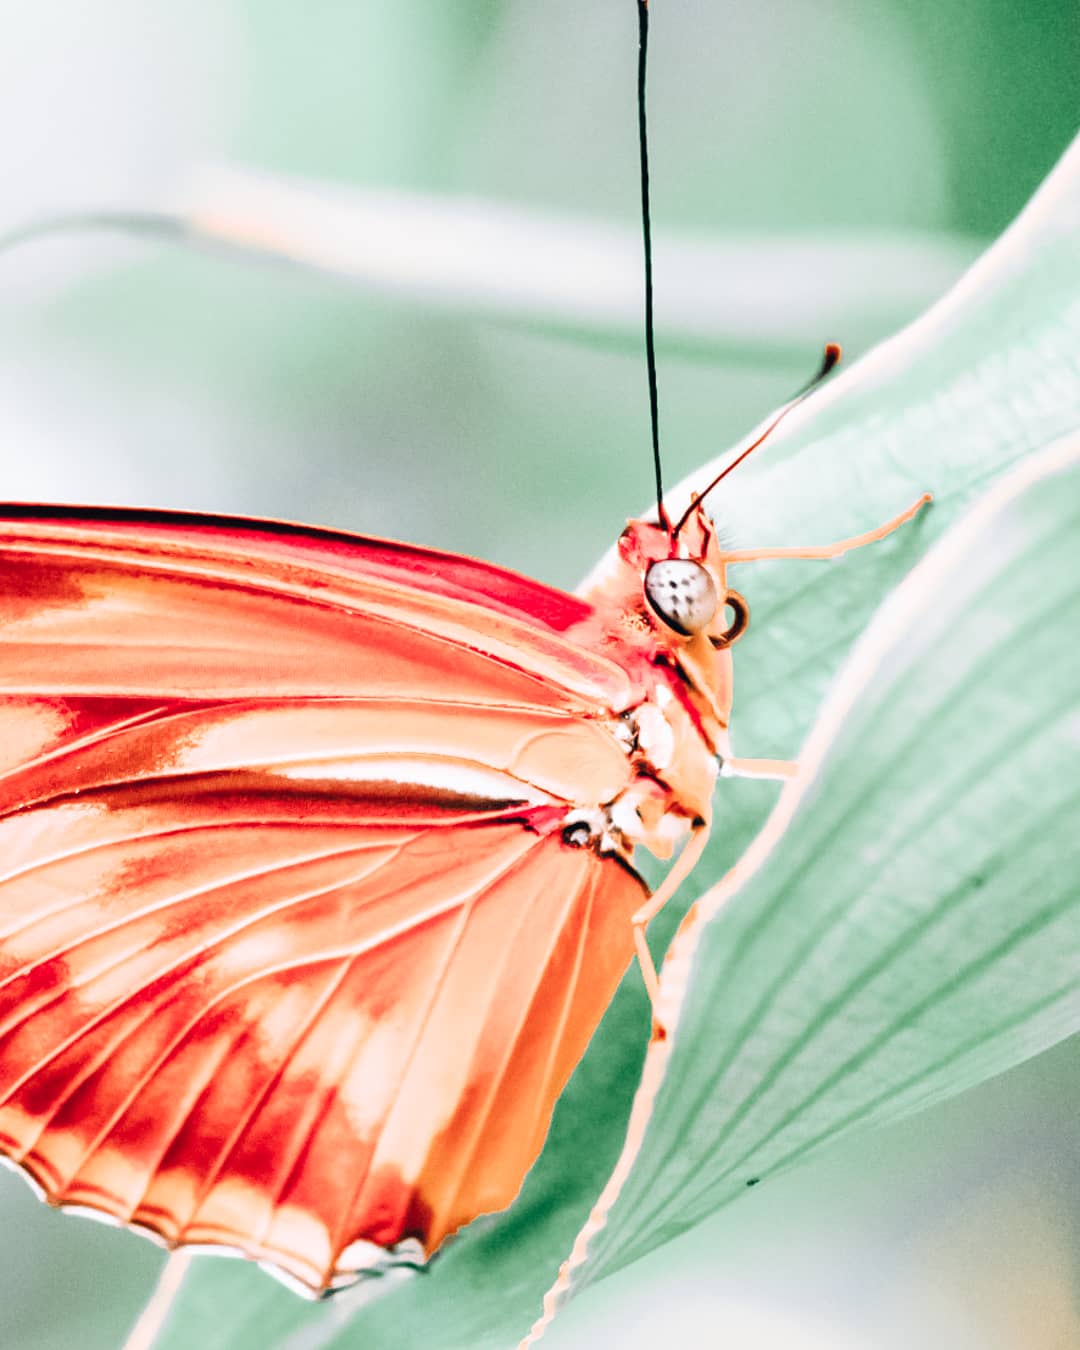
0,508,652,1292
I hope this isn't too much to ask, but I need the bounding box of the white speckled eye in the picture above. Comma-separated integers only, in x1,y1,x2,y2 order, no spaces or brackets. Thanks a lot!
644,559,718,635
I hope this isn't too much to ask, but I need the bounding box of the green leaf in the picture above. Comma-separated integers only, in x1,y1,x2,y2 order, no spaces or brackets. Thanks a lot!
0,179,981,361
142,135,1080,1350
549,427,1080,1326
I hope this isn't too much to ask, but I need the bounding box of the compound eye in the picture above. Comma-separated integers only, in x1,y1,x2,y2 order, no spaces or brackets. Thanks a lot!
644,559,718,635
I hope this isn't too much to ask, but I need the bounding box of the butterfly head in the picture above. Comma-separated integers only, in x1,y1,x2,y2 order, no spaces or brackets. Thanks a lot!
579,502,743,767
616,502,748,653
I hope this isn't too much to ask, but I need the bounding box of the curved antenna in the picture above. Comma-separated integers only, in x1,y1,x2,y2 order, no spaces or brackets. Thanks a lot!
671,342,841,537
637,0,670,532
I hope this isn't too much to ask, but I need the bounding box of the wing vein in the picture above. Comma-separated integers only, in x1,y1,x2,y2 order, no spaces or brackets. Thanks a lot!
0,818,402,895
437,849,599,1230
0,839,424,1112
0,834,422,994
323,829,542,1263
287,898,480,1267
0,704,172,787
170,955,360,1236
8,832,545,1180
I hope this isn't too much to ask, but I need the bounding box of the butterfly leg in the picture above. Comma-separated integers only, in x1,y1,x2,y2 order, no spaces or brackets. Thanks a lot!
712,727,797,781
631,813,711,1033
719,491,931,565
720,757,798,780
714,494,930,779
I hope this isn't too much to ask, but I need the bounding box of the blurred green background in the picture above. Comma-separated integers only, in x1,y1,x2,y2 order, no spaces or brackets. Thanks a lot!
0,2,1076,1347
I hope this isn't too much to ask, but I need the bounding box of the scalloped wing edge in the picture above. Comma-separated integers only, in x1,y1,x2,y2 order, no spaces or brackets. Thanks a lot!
0,1151,427,1302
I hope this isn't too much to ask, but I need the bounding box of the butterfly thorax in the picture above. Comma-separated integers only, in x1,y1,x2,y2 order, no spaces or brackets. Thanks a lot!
567,508,736,863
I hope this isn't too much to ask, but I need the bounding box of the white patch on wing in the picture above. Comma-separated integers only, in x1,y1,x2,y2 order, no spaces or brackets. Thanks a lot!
271,755,557,807
0,698,72,775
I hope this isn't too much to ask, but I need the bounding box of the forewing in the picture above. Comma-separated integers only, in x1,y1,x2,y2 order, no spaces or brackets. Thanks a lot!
0,506,646,712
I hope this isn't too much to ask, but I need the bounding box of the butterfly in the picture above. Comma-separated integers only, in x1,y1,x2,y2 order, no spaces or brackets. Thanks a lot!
0,457,929,1295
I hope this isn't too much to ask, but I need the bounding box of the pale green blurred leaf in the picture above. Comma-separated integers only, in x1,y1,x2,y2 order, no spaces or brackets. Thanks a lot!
0,178,981,359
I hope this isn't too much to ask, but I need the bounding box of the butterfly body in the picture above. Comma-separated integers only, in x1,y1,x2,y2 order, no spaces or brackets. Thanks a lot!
0,502,730,1293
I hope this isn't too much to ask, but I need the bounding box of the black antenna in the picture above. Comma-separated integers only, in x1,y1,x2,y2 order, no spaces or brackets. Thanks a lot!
637,0,669,531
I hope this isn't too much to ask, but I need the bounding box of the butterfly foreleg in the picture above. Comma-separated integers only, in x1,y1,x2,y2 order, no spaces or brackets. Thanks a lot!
720,757,798,780
718,491,931,566
710,726,797,782
711,492,930,781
